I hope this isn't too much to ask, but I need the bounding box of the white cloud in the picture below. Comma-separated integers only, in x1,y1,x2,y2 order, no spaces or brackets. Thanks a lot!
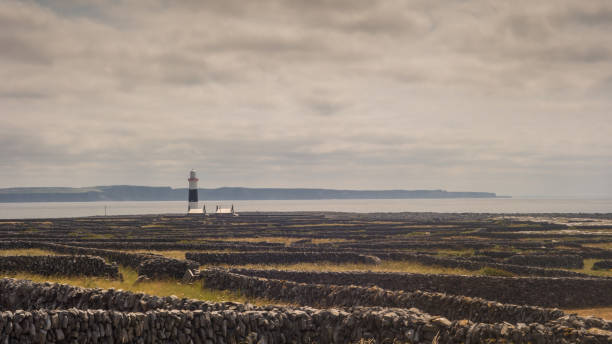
0,0,611,197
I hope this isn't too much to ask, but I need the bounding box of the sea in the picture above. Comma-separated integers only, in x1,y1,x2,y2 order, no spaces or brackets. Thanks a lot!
0,198,610,219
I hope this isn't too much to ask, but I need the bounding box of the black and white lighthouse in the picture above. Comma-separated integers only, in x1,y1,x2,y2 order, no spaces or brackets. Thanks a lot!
187,169,203,214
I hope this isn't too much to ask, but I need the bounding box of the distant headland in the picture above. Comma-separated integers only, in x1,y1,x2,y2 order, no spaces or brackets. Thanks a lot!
0,186,504,202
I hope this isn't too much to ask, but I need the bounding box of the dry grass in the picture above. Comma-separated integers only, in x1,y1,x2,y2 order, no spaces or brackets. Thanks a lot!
435,248,475,257
565,307,612,320
130,250,191,260
477,267,516,277
131,249,252,259
286,223,358,227
68,231,115,240
310,238,353,245
209,237,298,245
583,243,612,249
479,245,523,253
208,260,478,275
394,232,432,238
0,266,272,305
140,225,168,229
0,248,59,256
395,224,458,228
191,237,352,246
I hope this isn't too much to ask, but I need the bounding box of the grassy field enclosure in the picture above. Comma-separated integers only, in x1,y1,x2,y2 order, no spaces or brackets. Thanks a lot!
0,248,58,256
567,307,612,320
1,212,612,343
1,265,270,305
212,260,479,275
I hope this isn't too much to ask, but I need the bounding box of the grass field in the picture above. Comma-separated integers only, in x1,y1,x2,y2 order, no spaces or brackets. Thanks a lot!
1,266,270,305
0,248,59,256
583,243,612,249
435,248,475,257
209,260,479,275
566,307,612,320
2,212,611,325
131,250,195,260
3,264,610,319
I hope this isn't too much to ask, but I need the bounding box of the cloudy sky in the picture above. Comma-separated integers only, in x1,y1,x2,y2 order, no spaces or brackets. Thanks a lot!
1,0,611,197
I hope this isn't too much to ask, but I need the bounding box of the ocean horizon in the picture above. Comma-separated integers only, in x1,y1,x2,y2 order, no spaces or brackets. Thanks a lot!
0,198,610,219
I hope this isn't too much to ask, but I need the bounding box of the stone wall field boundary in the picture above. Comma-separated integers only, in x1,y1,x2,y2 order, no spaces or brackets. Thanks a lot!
0,255,119,278
182,250,589,278
39,242,198,279
0,278,259,313
29,242,156,269
186,252,381,265
1,307,611,343
137,257,199,279
229,268,612,308
201,269,564,325
593,260,612,270
504,254,584,269
0,241,197,280
375,252,589,277
1,278,611,343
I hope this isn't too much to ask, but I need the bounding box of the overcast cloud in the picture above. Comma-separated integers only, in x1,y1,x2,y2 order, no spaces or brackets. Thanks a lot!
1,0,611,197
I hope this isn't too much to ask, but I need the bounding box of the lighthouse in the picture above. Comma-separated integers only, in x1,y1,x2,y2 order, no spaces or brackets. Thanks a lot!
187,170,204,214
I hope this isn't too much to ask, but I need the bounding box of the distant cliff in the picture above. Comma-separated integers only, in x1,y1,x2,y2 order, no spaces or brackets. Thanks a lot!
0,185,500,202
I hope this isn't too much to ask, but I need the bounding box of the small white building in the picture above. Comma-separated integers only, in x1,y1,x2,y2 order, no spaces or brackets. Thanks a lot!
214,204,237,216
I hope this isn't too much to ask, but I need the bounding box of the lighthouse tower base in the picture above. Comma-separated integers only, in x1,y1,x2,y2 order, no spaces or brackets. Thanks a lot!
188,208,205,215
187,169,205,215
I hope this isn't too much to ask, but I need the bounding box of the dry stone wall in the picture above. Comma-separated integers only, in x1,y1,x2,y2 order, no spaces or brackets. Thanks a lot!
62,241,286,251
229,268,612,308
137,257,200,279
3,307,610,344
202,269,564,325
504,254,584,269
186,252,381,265
1,277,611,344
32,242,156,269
475,250,516,258
583,250,612,259
181,249,589,278
593,260,612,270
0,278,260,313
373,252,589,277
0,241,197,280
0,255,119,278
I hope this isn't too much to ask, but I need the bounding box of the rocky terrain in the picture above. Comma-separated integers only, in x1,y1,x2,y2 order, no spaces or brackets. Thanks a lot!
1,212,611,343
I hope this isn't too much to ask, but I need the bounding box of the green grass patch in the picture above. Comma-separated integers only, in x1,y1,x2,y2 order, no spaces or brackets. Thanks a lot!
477,267,516,277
